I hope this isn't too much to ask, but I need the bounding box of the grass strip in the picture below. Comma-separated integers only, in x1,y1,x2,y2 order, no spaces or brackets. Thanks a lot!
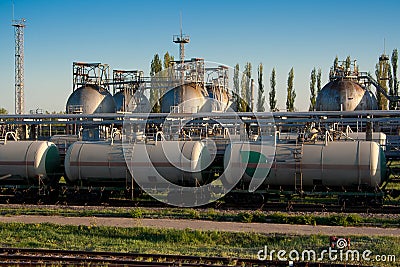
0,222,398,266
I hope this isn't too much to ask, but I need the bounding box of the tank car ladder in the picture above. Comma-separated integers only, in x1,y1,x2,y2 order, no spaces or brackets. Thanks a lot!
293,143,304,194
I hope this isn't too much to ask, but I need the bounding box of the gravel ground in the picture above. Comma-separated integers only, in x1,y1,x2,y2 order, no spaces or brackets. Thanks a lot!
0,215,399,236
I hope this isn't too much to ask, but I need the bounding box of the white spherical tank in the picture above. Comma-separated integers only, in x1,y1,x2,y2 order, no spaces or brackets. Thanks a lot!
64,141,127,185
161,83,207,113
224,141,385,189
0,141,60,183
316,80,378,111
66,85,116,114
113,91,125,112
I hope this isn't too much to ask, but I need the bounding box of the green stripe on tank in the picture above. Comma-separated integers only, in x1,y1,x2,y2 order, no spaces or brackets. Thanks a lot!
45,145,61,174
240,150,268,177
380,147,387,182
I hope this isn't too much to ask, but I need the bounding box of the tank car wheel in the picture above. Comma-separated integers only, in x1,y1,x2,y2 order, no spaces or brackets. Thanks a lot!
100,190,110,202
13,190,23,204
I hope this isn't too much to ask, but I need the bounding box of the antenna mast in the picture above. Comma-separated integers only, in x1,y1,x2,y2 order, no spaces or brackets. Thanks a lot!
12,18,26,115
173,14,190,64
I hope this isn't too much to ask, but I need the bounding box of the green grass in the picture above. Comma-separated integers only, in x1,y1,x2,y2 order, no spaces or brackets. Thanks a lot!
1,206,400,227
0,222,398,266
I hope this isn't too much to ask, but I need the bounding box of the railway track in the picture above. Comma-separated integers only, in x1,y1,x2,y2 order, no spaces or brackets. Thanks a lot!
0,247,372,267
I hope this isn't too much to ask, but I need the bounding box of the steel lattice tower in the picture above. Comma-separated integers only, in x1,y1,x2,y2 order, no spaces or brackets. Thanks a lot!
173,30,190,64
12,19,26,115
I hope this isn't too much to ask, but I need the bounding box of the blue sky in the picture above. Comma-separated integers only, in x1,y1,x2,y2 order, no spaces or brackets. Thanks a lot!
0,0,399,113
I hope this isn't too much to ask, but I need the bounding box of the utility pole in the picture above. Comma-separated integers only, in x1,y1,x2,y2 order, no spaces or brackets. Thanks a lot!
12,18,26,115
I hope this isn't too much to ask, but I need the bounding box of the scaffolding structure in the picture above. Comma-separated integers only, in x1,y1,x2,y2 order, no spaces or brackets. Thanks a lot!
72,62,110,91
12,18,26,115
112,70,144,112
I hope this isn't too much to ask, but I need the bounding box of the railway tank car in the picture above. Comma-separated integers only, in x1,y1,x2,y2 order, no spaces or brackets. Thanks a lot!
64,140,211,187
129,140,212,186
64,141,128,186
224,140,386,190
0,140,61,185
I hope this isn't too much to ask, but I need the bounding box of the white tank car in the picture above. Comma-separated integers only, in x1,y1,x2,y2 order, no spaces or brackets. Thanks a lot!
64,141,211,186
129,141,211,186
64,141,128,185
224,141,385,189
0,141,60,184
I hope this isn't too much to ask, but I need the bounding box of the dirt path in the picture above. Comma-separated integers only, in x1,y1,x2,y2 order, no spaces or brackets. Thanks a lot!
0,215,399,236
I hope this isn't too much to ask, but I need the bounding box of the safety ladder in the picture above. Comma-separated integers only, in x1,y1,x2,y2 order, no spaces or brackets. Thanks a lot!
293,143,303,193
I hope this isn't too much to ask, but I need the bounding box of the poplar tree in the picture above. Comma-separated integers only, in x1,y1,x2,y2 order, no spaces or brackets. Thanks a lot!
163,51,174,69
269,68,277,111
309,68,316,111
233,64,240,111
317,68,322,94
240,63,252,112
150,54,162,112
345,56,351,72
257,63,265,112
375,55,390,110
286,67,295,112
390,49,398,110
333,56,339,70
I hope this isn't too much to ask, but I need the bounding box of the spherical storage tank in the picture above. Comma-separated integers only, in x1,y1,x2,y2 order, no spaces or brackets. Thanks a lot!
161,83,207,113
0,141,60,184
113,91,125,112
113,90,151,113
316,80,377,111
66,85,116,114
224,141,385,189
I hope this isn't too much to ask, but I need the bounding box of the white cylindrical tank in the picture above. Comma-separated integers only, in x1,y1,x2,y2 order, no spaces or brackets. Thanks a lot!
0,141,60,183
224,141,385,189
345,132,386,148
130,141,212,186
65,140,211,186
64,141,128,185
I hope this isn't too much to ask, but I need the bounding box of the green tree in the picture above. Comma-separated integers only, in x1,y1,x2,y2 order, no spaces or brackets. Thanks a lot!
309,68,316,111
150,54,162,112
257,63,265,112
345,55,351,72
390,49,398,110
333,56,339,70
0,108,8,114
150,54,162,76
317,68,322,94
375,54,390,110
269,68,277,111
163,51,174,69
233,63,240,111
240,63,252,112
286,67,296,112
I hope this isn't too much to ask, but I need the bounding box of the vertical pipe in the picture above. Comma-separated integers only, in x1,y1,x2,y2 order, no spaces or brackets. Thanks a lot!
366,116,372,141
250,79,255,112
